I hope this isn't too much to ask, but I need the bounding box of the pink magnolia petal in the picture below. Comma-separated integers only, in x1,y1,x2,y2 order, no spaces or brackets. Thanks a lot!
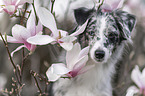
78,46,89,59
117,0,125,9
12,0,18,4
27,35,55,45
3,5,16,15
26,11,36,36
37,7,59,37
131,65,142,88
59,42,73,51
24,42,34,51
126,86,139,96
3,0,12,5
12,24,31,42
0,35,23,43
101,4,112,12
11,45,26,57
66,43,81,70
101,0,125,11
30,45,36,52
72,55,88,75
70,20,88,36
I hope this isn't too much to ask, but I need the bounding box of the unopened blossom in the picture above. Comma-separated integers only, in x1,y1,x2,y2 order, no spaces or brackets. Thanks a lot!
46,43,94,82
0,0,33,15
126,65,145,96
27,7,88,51
95,0,125,12
0,11,42,56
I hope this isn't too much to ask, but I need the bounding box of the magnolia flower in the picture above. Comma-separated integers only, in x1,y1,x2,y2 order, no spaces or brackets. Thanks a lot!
46,43,94,82
0,0,33,15
0,11,42,56
126,65,145,96
27,7,88,51
95,0,125,12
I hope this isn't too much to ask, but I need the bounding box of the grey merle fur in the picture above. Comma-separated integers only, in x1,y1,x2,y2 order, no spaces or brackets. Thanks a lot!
76,7,136,49
51,7,136,96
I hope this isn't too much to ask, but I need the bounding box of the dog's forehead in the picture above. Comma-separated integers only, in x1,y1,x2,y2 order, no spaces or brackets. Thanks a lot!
88,12,118,34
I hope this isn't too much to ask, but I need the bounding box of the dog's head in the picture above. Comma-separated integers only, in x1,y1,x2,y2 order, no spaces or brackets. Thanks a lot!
74,7,136,63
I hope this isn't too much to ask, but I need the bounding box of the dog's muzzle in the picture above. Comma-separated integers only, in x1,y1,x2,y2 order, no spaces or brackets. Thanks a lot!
94,50,105,62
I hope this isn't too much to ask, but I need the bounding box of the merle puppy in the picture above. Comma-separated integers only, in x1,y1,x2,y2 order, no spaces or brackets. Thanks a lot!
51,7,136,96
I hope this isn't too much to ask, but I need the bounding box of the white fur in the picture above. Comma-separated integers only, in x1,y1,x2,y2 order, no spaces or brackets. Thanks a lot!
53,42,125,96
52,16,127,95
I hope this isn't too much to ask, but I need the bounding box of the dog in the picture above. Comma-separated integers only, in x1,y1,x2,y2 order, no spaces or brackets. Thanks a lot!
50,7,136,96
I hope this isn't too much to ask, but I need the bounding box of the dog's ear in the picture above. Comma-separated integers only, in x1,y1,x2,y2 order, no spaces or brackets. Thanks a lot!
74,7,93,25
114,10,136,40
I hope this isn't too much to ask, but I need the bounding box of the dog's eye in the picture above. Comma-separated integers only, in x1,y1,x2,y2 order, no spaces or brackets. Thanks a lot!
108,33,118,43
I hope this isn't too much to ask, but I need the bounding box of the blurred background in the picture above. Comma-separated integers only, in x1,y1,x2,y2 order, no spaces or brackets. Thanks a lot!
0,0,145,96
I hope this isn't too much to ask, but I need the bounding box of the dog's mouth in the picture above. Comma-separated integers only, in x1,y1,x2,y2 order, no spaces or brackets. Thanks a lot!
95,58,104,62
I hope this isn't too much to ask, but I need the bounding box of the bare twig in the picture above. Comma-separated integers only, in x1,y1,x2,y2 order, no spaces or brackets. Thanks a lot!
0,33,17,69
51,0,56,13
32,0,38,24
98,0,104,10
20,48,25,82
20,3,28,25
30,70,43,94
0,32,23,88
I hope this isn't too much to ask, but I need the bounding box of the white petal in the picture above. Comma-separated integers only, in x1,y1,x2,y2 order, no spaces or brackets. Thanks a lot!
70,20,88,36
36,21,43,34
11,45,26,57
60,36,77,43
12,24,31,42
58,30,68,37
37,7,59,37
46,67,61,82
46,63,70,82
141,68,145,87
142,68,145,77
78,46,90,59
126,86,139,96
131,65,142,88
66,43,81,70
52,63,70,74
59,42,73,51
73,55,88,73
27,35,55,45
26,11,36,36
6,36,19,43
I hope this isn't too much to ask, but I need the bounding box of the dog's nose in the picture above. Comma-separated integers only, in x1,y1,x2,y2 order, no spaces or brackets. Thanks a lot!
95,50,105,59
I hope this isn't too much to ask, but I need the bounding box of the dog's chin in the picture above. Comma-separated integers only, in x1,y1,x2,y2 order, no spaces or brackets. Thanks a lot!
91,57,107,64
